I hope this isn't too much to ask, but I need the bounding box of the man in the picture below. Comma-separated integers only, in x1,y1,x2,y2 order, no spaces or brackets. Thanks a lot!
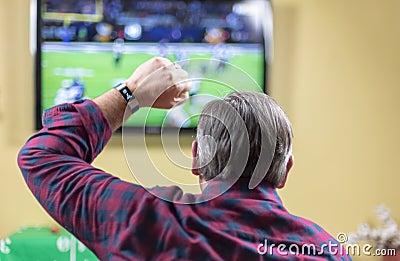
18,57,351,260
113,38,125,68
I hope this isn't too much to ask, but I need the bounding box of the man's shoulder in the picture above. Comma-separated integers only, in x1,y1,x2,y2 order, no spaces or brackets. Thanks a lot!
280,213,339,243
275,213,351,259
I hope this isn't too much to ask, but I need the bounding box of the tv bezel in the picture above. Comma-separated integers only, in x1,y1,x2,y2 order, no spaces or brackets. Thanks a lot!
34,0,272,132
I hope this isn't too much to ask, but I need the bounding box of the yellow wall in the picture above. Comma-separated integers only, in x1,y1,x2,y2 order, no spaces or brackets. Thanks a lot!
271,1,400,259
1,0,399,260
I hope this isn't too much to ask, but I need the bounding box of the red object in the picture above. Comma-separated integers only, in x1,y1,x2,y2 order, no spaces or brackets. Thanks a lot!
50,227,60,234
383,251,400,261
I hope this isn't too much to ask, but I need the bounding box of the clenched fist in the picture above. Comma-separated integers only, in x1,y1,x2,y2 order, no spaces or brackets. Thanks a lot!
126,57,191,109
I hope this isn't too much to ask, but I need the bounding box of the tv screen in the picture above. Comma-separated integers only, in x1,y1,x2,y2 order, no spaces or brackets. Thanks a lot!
35,0,272,130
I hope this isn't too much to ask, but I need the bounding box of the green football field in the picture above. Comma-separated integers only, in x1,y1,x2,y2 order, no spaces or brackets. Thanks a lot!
42,51,264,127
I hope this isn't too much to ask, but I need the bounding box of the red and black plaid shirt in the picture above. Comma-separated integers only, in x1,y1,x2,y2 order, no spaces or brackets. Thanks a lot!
18,100,351,260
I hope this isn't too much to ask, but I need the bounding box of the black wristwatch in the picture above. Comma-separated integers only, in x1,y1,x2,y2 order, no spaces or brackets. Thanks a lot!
114,82,140,113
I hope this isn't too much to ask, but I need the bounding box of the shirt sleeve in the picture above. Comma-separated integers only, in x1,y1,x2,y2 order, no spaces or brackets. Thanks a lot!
16,100,153,258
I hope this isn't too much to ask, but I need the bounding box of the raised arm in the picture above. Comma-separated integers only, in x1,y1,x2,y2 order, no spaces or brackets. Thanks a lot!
17,57,190,259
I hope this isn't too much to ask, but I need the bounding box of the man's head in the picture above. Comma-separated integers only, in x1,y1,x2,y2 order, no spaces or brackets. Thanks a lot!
192,92,293,189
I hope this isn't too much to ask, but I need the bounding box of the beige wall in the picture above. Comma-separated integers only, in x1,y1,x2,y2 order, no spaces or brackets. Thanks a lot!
1,0,399,260
271,1,400,259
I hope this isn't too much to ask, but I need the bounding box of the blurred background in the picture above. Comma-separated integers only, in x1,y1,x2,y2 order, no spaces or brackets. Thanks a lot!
0,0,399,260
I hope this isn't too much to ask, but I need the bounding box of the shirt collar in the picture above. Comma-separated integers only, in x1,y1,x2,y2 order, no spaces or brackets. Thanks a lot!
201,177,283,206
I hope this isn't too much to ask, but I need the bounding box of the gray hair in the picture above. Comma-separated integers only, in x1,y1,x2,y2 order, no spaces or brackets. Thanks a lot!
196,92,293,187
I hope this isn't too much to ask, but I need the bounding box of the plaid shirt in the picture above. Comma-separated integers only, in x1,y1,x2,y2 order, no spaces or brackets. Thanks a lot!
18,100,351,261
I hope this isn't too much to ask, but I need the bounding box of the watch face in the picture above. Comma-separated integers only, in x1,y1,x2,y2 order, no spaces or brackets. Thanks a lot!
115,83,133,103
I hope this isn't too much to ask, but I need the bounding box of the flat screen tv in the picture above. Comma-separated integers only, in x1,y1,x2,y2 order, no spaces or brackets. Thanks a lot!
35,0,273,130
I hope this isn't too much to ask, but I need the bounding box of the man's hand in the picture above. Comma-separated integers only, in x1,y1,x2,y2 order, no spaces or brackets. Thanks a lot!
126,57,191,109
94,57,191,131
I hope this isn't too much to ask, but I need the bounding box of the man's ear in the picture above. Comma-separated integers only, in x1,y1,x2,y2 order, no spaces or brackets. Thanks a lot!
276,155,294,189
192,140,200,176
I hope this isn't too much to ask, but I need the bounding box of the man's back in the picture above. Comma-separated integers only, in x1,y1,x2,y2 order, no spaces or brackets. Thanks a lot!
18,100,350,260
115,179,348,260
18,58,351,260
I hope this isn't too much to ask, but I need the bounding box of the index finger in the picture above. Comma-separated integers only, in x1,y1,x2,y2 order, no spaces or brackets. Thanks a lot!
154,56,173,66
